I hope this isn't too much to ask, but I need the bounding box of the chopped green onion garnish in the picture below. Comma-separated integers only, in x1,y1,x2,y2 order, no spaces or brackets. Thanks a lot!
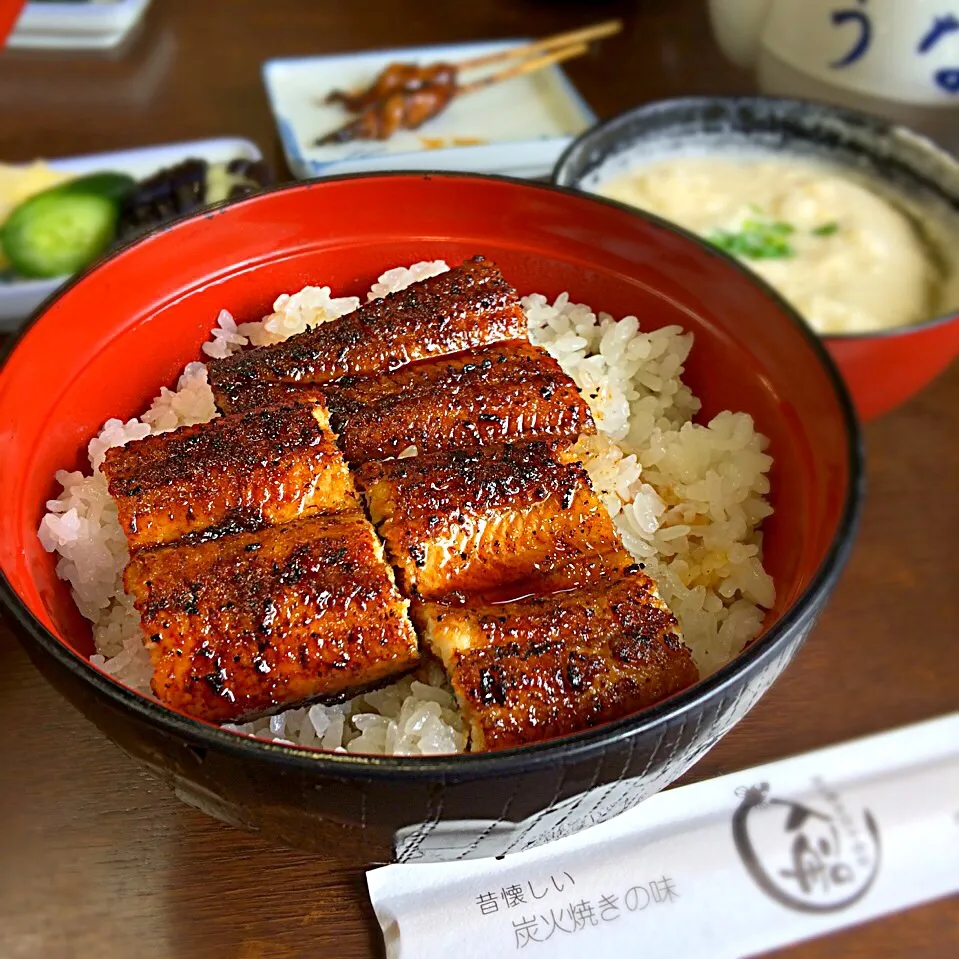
812,221,840,237
706,218,796,260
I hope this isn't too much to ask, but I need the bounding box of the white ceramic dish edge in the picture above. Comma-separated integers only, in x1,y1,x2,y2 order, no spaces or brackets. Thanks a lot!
8,0,152,50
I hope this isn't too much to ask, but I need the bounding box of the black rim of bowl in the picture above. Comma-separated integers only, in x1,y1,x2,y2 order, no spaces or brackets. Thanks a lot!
552,93,959,343
0,171,865,781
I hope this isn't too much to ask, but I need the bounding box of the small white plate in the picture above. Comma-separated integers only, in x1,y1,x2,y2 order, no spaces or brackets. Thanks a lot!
263,39,597,180
0,137,263,331
8,0,152,51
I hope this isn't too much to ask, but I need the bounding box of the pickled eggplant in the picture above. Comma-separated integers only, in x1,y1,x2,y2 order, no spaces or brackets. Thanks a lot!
116,157,272,242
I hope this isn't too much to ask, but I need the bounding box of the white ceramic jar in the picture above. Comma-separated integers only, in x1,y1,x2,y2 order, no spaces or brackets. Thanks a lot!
709,0,959,145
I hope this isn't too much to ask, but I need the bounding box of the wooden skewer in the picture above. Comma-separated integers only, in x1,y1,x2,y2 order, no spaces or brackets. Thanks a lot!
457,42,591,96
457,19,621,71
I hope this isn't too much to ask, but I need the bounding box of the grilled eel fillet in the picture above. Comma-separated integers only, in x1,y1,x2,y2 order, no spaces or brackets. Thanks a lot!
207,256,528,414
415,565,698,751
219,341,595,464
328,340,593,464
110,256,698,741
124,512,419,723
357,441,627,601
102,399,356,551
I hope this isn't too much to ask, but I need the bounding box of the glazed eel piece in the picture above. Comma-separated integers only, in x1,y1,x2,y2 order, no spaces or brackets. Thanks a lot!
356,440,625,600
207,256,528,414
102,399,356,551
359,440,700,750
223,340,595,465
124,512,419,723
326,340,593,464
414,563,698,752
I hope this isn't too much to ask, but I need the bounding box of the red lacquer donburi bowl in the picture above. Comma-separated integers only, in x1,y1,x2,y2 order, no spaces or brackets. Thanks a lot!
0,174,862,861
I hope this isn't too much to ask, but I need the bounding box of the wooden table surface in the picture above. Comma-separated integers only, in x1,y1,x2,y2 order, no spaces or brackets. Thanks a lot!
0,2,956,956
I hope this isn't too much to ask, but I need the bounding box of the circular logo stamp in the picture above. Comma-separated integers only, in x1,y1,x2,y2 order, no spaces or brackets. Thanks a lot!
732,780,881,913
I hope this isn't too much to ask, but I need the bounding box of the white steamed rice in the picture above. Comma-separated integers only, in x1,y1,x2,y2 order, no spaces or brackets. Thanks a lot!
37,260,774,755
